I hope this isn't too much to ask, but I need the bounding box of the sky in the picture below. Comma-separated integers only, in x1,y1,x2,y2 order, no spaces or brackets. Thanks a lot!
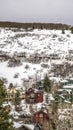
0,0,73,25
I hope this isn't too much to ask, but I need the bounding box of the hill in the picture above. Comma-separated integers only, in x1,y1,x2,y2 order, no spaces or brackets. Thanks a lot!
0,26,73,87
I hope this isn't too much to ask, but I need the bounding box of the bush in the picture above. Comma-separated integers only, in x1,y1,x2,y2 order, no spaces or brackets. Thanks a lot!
8,58,21,67
43,75,51,92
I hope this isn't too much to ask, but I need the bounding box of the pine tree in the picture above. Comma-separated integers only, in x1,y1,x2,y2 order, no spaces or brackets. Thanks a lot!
0,80,6,106
43,75,51,93
0,79,14,130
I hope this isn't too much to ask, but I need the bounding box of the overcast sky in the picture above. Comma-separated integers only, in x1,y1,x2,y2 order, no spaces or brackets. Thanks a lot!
0,0,73,25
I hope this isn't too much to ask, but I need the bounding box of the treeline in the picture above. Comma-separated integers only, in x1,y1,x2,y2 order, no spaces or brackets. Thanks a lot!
0,21,71,30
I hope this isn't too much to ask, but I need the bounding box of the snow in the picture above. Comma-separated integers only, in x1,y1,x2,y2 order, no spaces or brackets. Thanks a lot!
0,61,43,88
13,121,23,128
10,110,20,117
47,93,54,101
63,85,73,89
0,28,73,87
13,122,34,130
64,100,71,104
58,89,72,94
24,124,34,130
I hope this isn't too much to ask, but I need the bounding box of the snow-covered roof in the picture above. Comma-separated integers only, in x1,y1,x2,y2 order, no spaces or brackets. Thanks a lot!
59,95,65,99
63,85,73,89
48,93,54,101
13,122,23,129
25,88,43,94
64,100,71,104
24,124,34,130
13,122,34,130
58,88,72,94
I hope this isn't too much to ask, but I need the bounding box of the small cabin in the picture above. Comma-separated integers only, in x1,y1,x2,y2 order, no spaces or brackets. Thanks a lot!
56,88,73,103
25,88,43,104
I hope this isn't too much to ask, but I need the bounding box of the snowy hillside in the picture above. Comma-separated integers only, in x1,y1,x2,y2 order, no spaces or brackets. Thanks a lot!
0,27,73,88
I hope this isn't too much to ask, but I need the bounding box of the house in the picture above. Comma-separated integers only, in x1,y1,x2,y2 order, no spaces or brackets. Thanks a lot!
33,110,50,130
25,88,43,104
7,88,17,100
33,110,49,125
7,85,17,101
55,85,73,105
55,92,72,109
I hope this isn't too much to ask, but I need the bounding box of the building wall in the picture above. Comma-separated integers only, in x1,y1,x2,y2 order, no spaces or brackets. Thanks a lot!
34,111,48,124
25,91,43,104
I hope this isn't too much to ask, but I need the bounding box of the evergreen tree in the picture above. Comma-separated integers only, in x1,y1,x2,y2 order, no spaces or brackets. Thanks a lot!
0,80,6,106
0,79,14,130
43,75,51,93
71,27,73,34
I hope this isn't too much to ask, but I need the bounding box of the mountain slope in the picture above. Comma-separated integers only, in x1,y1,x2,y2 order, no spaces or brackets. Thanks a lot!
0,27,73,88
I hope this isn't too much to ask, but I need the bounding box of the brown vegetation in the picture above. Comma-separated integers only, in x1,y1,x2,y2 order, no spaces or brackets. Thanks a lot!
0,21,70,30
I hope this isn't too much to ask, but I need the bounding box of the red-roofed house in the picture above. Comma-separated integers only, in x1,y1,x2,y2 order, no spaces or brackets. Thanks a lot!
25,88,43,104
33,110,49,124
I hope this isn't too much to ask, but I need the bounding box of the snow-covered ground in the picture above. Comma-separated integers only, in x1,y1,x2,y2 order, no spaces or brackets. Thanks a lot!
0,28,73,87
13,121,34,130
